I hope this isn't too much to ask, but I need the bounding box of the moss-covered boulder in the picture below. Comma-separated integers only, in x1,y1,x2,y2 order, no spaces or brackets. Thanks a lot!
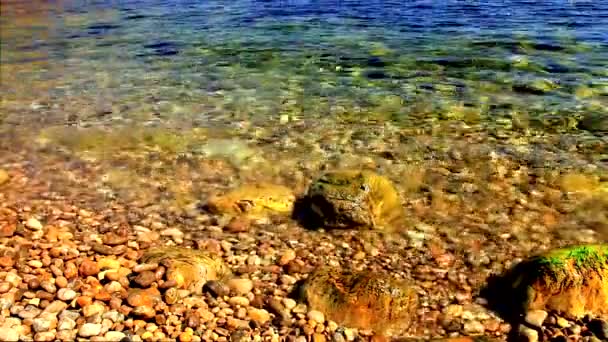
492,244,608,319
297,267,418,336
303,170,404,230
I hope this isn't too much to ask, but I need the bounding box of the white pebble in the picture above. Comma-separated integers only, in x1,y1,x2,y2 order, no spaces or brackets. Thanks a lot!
525,310,548,328
307,310,325,324
26,218,43,230
57,288,77,301
104,331,126,342
79,323,102,337
282,298,297,311
0,328,19,342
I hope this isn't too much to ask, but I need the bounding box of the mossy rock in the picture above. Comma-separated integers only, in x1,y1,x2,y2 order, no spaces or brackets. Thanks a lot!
303,170,405,230
203,183,296,220
297,267,418,336
140,247,231,295
487,244,608,320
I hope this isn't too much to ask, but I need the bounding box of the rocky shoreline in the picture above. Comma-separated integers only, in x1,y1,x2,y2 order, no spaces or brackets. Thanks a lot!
1,121,607,342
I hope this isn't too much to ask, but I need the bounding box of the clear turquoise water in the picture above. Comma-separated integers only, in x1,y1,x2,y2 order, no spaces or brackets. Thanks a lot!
1,0,607,129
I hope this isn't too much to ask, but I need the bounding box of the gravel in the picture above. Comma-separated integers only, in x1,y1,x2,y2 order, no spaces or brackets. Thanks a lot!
1,119,606,341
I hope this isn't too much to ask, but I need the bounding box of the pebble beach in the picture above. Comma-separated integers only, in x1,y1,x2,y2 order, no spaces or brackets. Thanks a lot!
1,1,607,341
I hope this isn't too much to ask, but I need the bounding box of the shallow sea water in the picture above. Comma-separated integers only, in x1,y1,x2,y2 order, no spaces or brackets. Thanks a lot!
1,2,608,339
0,0,607,213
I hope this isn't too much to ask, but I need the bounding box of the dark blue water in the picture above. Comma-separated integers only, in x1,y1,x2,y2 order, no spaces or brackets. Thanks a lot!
1,0,607,128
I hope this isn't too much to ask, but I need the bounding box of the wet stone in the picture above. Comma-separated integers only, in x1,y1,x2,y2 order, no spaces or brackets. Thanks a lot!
98,258,121,270
105,331,127,341
133,263,158,273
229,296,250,307
226,278,253,295
40,281,56,294
132,305,156,319
79,259,100,277
18,305,41,319
127,287,161,307
57,288,77,301
34,332,56,342
248,308,270,325
93,244,127,256
103,233,128,246
33,315,57,332
204,280,230,298
139,247,231,295
102,310,124,323
58,316,76,330
308,310,325,324
43,300,68,314
133,271,156,287
525,310,548,328
79,323,102,337
83,302,106,317
463,320,484,334
26,217,43,230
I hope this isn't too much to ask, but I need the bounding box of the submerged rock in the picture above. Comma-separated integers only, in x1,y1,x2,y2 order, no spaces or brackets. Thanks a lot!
578,112,608,133
195,138,258,166
488,244,608,320
303,170,405,230
203,183,295,220
297,267,418,336
140,247,231,294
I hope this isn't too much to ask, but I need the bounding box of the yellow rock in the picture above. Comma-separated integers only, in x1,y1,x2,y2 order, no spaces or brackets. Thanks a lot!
204,183,295,219
140,247,231,294
97,258,121,270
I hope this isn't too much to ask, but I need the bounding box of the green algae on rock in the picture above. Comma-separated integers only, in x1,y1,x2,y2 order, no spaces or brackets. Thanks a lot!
297,267,418,336
502,244,608,319
304,170,405,230
140,247,231,295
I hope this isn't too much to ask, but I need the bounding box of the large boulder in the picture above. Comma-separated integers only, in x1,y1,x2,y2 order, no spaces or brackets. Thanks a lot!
297,267,418,336
304,170,404,230
485,244,608,320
